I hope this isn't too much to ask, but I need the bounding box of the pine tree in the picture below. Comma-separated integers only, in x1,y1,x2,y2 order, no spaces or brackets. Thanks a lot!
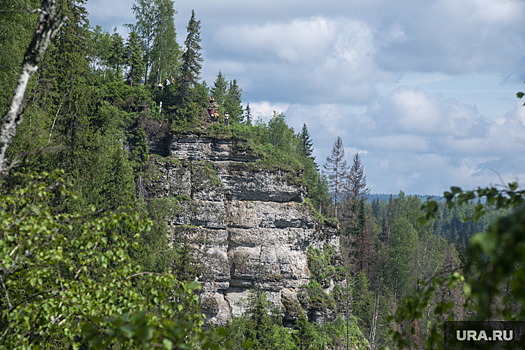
345,152,370,201
125,28,144,84
211,70,228,109
225,79,244,123
293,314,316,350
244,103,252,125
40,0,94,165
299,124,315,162
354,197,373,274
323,136,349,218
0,0,42,117
178,10,202,105
245,291,276,349
109,28,125,81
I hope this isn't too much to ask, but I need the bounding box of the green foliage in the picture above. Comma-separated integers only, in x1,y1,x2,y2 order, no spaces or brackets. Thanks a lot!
131,125,149,167
109,29,126,80
419,183,525,225
0,0,41,116
125,29,144,81
149,0,180,84
225,79,244,123
292,314,315,350
307,244,344,288
388,183,525,349
212,70,229,112
0,170,226,349
178,10,203,106
387,216,418,300
130,0,158,80
91,25,112,78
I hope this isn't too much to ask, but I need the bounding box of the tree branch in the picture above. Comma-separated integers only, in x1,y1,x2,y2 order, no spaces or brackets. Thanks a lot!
0,0,67,174
0,275,13,309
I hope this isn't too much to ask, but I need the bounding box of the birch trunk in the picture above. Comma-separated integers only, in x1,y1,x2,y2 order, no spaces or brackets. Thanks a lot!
0,0,65,173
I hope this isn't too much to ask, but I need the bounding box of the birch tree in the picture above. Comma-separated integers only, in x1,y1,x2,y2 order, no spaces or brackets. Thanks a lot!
0,0,65,174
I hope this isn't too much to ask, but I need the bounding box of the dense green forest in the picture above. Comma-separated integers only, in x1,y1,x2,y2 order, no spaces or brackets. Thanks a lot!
2,0,525,349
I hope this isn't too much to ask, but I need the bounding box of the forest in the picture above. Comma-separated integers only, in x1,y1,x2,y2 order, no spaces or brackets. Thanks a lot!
2,0,525,349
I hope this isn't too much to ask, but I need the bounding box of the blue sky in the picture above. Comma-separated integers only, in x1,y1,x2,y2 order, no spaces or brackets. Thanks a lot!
86,0,525,195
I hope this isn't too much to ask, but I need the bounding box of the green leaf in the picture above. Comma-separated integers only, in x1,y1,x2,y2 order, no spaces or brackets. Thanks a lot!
162,339,173,349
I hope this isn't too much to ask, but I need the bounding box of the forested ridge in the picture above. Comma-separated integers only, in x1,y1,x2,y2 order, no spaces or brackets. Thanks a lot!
2,0,525,349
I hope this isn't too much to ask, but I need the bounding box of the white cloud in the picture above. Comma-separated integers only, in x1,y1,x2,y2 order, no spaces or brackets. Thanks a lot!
250,102,290,122
82,0,525,194
213,17,392,104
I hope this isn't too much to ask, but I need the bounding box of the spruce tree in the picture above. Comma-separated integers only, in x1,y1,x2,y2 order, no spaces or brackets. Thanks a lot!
178,10,202,106
345,152,370,201
299,123,315,162
0,0,42,116
225,79,244,123
109,28,126,81
340,152,370,244
244,102,252,125
323,136,349,218
125,28,144,84
211,70,228,108
293,314,316,350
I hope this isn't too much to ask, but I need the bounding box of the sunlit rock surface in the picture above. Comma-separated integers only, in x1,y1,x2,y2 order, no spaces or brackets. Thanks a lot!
144,133,340,326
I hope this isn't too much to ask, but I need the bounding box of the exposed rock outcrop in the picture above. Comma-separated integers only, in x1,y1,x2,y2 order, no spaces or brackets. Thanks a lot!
143,133,341,326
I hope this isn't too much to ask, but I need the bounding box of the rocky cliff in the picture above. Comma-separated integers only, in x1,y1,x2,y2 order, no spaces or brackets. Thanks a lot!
143,133,341,326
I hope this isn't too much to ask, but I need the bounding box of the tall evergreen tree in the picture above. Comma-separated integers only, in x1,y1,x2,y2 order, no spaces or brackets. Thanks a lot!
178,10,202,105
149,0,179,84
345,152,370,201
244,102,252,125
0,0,42,117
225,79,244,123
211,70,228,110
125,28,144,84
323,136,349,218
40,0,94,166
109,28,126,80
299,124,315,162
293,314,316,350
340,152,371,255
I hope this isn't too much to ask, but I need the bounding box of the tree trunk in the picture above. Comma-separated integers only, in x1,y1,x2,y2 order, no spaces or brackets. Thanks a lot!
0,0,66,173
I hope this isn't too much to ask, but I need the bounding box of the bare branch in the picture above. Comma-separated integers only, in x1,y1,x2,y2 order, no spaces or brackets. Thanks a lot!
47,100,62,145
2,145,68,175
0,275,13,309
126,272,164,280
0,0,67,174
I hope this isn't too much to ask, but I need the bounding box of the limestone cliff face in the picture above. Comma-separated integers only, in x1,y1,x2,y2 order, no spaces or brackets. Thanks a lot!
143,133,340,325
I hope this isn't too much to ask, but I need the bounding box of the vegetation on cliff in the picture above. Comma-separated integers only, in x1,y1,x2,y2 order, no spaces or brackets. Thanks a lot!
2,0,525,349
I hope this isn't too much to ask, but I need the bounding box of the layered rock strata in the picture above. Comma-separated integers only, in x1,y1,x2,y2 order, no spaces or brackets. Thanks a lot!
143,133,340,325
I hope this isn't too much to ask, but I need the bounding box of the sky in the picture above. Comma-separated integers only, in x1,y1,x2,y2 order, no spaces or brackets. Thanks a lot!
85,0,525,195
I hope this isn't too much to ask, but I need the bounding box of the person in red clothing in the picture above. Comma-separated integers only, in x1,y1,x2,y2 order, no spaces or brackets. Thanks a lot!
210,95,214,103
